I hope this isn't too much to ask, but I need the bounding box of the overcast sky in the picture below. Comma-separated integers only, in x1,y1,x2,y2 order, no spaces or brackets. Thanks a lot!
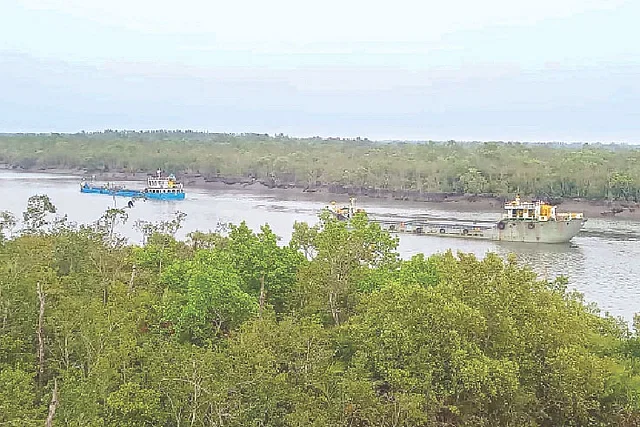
1,0,639,142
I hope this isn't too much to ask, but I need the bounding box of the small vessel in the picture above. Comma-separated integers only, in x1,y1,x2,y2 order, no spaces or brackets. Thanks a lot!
326,195,587,244
80,169,185,201
325,197,366,220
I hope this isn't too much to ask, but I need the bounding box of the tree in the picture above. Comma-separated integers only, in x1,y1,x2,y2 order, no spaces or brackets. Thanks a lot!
289,221,319,260
133,211,188,275
292,211,399,326
224,222,305,315
0,210,16,242
458,167,488,194
134,211,187,246
161,251,258,344
1,195,640,425
609,172,634,201
94,207,128,246
21,194,59,233
343,251,639,426
0,367,43,426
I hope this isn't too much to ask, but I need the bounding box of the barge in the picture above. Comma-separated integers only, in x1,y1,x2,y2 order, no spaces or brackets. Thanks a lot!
81,169,186,201
326,196,586,244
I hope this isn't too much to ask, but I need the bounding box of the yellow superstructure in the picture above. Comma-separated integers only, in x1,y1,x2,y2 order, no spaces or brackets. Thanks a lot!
503,195,583,222
326,197,366,220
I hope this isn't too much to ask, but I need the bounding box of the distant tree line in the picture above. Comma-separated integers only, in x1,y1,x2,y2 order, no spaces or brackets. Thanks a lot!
1,132,639,201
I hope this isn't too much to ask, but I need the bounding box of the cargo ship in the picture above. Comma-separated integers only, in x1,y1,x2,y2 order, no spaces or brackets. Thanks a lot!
325,196,586,244
80,170,185,201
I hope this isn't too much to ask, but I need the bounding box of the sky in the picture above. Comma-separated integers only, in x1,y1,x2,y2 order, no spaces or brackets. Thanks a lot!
1,0,639,142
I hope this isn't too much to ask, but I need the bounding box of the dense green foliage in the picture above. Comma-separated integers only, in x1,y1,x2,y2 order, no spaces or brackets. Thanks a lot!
2,196,640,425
2,131,640,200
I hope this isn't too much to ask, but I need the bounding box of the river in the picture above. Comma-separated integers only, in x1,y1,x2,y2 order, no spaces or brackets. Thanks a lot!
1,171,639,325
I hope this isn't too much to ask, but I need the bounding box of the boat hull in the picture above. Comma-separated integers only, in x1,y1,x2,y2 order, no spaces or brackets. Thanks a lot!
143,191,186,201
492,219,585,243
81,185,186,200
374,218,586,244
80,186,108,195
81,186,142,198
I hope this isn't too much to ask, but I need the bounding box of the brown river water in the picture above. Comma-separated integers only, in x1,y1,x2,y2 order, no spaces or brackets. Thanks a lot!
1,171,639,325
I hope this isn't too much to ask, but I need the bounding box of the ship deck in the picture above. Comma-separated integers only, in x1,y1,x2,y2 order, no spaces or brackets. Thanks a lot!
369,217,497,240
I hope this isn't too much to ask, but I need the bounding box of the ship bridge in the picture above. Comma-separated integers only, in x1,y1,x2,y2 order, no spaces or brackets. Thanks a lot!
503,195,583,222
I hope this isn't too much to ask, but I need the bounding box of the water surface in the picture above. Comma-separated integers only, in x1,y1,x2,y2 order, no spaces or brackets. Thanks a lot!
1,171,638,324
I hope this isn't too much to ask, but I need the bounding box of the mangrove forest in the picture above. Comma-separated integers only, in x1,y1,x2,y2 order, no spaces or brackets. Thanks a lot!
1,132,640,201
1,195,640,426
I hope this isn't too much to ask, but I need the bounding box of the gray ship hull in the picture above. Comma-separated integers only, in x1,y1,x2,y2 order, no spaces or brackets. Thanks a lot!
492,219,586,243
373,217,586,244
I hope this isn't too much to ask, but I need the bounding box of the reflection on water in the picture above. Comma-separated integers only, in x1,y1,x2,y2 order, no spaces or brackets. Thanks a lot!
1,171,639,324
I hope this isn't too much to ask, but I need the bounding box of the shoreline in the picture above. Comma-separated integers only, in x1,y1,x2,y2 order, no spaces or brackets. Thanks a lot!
4,165,640,220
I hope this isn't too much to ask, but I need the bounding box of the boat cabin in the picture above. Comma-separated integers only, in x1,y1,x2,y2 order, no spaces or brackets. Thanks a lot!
326,197,366,220
145,170,185,196
503,195,583,222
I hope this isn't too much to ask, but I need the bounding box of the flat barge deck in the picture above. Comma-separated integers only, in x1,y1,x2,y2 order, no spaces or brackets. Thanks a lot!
371,218,496,240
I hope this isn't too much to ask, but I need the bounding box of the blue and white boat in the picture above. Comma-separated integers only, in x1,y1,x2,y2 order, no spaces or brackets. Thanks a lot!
143,170,186,200
80,170,186,201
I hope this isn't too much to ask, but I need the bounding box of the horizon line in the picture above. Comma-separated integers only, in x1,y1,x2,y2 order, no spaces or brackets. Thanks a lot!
0,129,636,146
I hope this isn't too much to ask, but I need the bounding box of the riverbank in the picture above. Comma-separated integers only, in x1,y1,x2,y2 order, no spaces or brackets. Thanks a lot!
5,165,640,220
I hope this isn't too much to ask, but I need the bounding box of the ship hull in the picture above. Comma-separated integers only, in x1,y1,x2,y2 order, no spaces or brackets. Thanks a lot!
81,185,186,200
143,191,186,201
81,186,142,198
80,186,108,195
492,219,585,243
374,218,586,244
